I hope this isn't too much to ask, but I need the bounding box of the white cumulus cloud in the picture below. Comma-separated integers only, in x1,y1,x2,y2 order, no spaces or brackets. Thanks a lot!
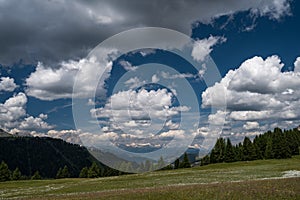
0,77,18,92
0,93,53,133
202,55,300,137
26,55,113,100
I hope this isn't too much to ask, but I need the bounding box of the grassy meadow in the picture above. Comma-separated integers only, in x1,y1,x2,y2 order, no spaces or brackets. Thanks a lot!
0,156,300,199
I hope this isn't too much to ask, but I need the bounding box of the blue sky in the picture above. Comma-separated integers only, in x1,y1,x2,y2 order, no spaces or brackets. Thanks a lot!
0,0,300,158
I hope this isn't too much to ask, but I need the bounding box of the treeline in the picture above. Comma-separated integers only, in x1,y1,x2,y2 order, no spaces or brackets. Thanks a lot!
0,136,121,181
201,127,300,165
0,161,43,181
0,160,121,181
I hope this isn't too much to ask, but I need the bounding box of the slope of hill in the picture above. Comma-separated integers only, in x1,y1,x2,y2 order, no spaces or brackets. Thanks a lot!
0,136,103,178
0,156,299,199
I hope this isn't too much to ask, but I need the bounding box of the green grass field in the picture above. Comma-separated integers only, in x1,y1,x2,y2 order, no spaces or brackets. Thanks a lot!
1,156,300,199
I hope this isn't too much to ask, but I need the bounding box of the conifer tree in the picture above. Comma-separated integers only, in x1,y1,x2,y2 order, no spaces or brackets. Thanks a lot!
56,167,63,179
242,137,256,161
61,165,70,178
264,137,273,159
31,171,42,180
12,167,21,180
79,167,88,178
272,128,291,159
200,155,210,166
209,148,217,163
88,162,101,178
180,153,191,168
224,138,235,162
0,161,11,182
174,158,180,169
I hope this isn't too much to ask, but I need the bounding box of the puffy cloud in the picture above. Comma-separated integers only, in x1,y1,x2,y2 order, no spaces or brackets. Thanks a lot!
0,93,27,125
228,56,287,94
0,93,53,133
0,0,291,65
192,36,226,62
91,88,190,137
0,77,18,92
243,121,260,130
230,111,273,121
25,55,113,100
202,55,300,136
208,110,228,125
19,114,54,131
158,129,185,139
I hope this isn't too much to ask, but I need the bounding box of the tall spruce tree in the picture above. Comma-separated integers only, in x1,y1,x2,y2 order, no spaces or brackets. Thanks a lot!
242,137,256,161
264,137,273,159
88,162,101,178
12,167,21,180
224,138,235,162
79,167,88,178
210,138,226,163
31,171,41,180
201,155,210,166
0,161,11,182
174,158,180,169
61,165,70,178
180,153,191,168
272,128,291,159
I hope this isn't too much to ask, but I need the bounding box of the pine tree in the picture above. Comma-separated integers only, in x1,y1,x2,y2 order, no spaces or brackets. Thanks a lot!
209,148,217,163
61,165,70,178
79,167,88,178
174,158,180,169
211,138,226,163
56,167,63,179
253,136,263,160
88,162,101,178
264,137,273,159
285,130,299,155
235,143,244,161
272,128,291,159
179,153,191,168
0,161,11,182
200,155,210,166
242,137,256,161
12,167,21,180
224,138,235,162
31,171,42,180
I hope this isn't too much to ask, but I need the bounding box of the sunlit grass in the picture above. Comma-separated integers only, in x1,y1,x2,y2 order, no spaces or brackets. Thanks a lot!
0,156,299,199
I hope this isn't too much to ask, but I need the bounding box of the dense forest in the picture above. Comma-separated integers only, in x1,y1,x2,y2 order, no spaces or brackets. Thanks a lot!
200,127,300,165
0,135,120,181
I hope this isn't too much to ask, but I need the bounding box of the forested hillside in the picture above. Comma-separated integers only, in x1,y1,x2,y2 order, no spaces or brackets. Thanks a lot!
0,136,116,179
